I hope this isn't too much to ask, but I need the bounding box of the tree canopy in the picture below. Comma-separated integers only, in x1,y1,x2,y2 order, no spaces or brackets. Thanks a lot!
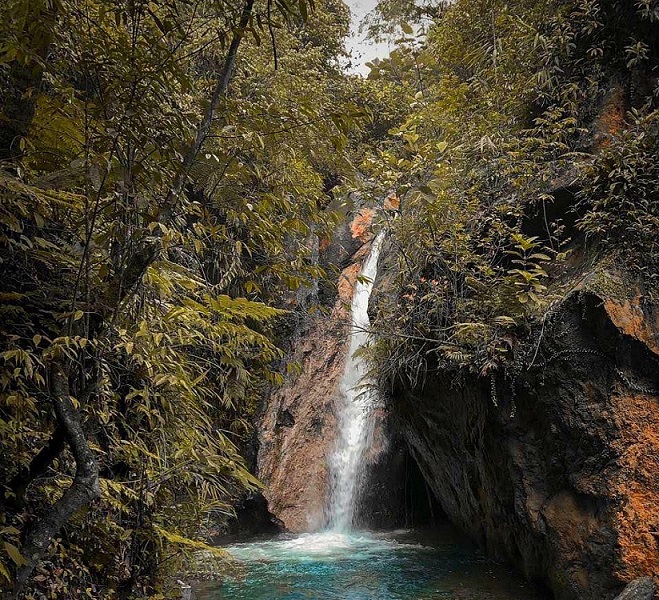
0,0,364,596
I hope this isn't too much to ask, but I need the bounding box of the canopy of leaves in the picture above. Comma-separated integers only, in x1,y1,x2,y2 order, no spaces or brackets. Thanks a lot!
360,0,659,389
0,0,365,596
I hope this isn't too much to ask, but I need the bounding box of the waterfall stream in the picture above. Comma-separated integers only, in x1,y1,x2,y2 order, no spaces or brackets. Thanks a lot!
327,230,386,531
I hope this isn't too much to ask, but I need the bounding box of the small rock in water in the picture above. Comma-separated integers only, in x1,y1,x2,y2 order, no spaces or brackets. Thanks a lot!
613,577,656,600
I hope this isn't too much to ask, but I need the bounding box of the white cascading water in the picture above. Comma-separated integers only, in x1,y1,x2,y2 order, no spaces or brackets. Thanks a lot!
327,230,386,532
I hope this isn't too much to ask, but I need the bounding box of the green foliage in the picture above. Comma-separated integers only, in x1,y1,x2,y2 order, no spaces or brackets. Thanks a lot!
0,0,362,597
505,235,551,305
360,0,659,389
576,109,659,275
2,0,658,593
360,0,442,42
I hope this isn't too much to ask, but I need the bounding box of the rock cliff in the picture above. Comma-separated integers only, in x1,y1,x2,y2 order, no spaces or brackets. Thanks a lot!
256,304,347,532
254,204,658,600
389,274,659,600
256,206,392,531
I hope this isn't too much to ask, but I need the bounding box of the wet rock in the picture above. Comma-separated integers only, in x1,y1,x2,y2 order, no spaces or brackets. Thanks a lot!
390,279,659,600
256,311,346,532
613,577,657,600
354,412,407,529
220,492,284,539
177,580,192,600
317,201,377,306
256,206,407,532
256,218,371,531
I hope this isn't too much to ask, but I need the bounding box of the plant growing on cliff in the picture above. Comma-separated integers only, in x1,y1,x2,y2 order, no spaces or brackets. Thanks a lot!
505,235,551,305
361,0,659,390
576,109,659,276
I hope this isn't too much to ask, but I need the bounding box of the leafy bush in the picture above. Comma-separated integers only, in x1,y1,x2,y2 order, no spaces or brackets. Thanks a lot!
577,109,659,272
361,0,659,390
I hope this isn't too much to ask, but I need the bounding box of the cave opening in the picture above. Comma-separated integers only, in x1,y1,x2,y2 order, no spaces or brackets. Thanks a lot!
401,450,446,529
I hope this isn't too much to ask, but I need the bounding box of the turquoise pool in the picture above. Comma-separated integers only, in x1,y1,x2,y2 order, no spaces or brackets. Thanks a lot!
192,528,548,600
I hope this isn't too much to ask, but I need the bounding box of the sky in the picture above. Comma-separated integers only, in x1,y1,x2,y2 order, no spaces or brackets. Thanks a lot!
343,0,394,76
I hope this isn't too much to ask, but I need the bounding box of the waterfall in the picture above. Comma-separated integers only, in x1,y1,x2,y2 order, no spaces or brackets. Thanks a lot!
327,230,385,532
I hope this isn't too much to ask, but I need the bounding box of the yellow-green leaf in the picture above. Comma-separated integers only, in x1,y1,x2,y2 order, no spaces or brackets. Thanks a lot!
4,542,28,567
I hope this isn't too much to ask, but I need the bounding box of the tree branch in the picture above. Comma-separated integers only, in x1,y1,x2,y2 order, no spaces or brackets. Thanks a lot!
14,359,101,595
105,0,256,311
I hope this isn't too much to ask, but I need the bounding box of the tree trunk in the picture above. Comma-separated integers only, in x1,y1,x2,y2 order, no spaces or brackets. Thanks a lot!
14,359,100,596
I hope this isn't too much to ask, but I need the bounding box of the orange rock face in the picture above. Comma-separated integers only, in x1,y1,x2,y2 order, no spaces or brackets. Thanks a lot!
594,85,627,149
604,296,659,356
256,309,348,532
392,283,659,600
610,391,659,584
600,297,659,585
383,193,400,211
337,263,361,308
337,243,372,308
350,207,376,242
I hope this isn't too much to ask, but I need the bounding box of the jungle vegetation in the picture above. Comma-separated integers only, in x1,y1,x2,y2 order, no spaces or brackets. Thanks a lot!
1,0,658,597
363,0,659,391
0,0,359,596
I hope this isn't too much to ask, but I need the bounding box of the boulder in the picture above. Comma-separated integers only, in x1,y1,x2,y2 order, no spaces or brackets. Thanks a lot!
613,577,657,600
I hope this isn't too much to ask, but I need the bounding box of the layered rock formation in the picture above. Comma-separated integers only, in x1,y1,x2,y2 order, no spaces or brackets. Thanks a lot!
389,275,659,600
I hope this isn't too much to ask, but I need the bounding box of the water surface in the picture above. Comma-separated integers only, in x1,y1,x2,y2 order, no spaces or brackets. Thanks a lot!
193,528,547,600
